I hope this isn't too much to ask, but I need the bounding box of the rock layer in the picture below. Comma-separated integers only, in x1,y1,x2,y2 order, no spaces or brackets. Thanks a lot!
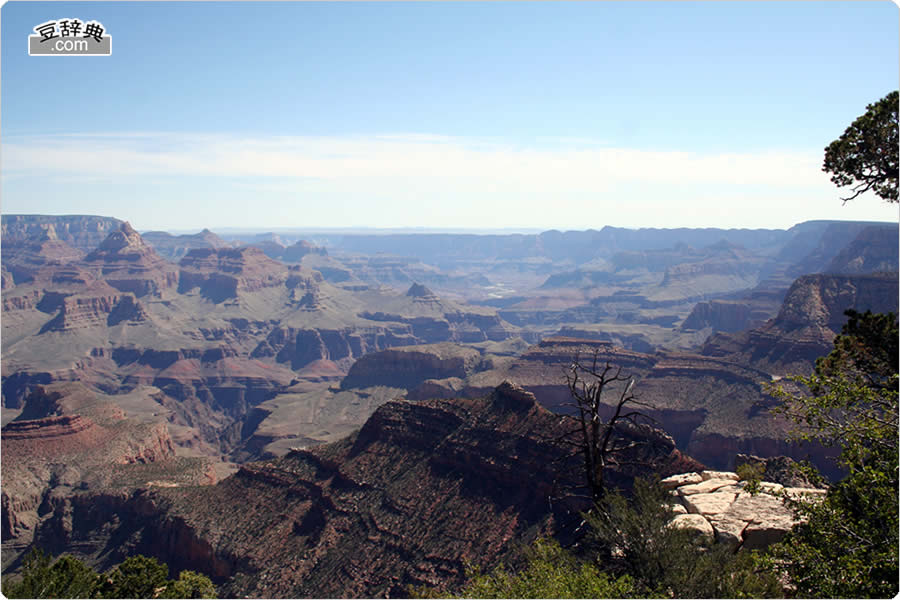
702,272,899,375
1,383,215,567
2,215,123,253
340,343,484,390
82,222,178,296
177,247,297,302
662,469,825,551
22,384,702,597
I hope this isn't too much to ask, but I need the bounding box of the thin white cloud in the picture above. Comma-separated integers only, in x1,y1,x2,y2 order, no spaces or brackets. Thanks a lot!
2,132,829,192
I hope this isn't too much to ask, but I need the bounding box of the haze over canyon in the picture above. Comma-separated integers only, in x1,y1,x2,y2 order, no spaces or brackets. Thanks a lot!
1,213,896,596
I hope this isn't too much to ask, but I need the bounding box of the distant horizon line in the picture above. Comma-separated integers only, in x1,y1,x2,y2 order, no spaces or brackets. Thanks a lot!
2,213,897,237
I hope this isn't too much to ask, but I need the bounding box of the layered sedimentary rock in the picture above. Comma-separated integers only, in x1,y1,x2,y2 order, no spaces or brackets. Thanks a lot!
2,289,42,312
658,247,761,291
239,235,329,264
825,224,899,274
38,293,148,332
1,383,216,566
360,284,516,344
282,240,328,262
177,247,301,302
702,272,899,375
552,326,655,353
474,273,883,475
141,228,232,261
102,348,297,452
2,241,517,465
1,215,123,253
6,216,895,582
423,336,839,476
334,227,790,268
1,265,14,290
785,221,885,277
332,256,450,288
250,325,416,370
82,222,178,296
2,226,85,285
24,383,701,597
680,300,753,333
340,343,484,390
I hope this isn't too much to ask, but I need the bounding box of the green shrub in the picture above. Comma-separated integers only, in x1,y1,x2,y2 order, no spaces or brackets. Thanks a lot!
766,310,899,598
736,462,764,483
97,555,170,599
587,478,783,598
2,549,217,599
736,462,764,495
159,570,218,599
455,539,636,599
3,549,99,599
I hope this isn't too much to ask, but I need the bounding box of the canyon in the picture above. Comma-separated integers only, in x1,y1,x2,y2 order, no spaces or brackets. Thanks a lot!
17,382,701,597
1,214,896,595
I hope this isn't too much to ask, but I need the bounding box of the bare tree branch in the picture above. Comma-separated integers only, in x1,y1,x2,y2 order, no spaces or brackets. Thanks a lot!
560,349,655,504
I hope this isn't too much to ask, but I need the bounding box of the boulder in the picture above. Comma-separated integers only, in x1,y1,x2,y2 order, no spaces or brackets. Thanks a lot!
662,469,819,552
682,491,738,516
708,515,748,550
669,514,714,542
742,521,791,550
678,478,740,496
660,472,703,490
719,492,797,550
669,502,688,515
700,470,740,482
784,487,827,500
723,492,795,525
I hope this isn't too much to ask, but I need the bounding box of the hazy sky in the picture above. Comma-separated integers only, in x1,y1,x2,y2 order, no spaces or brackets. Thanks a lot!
2,1,898,232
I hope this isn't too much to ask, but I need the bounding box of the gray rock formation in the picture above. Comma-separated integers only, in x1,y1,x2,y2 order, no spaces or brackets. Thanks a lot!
661,469,826,551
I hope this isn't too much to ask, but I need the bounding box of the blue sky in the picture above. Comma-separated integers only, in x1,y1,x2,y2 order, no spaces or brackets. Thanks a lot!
2,1,898,231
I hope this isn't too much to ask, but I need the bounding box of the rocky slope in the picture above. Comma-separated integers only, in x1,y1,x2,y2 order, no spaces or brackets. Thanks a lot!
675,222,895,341
701,272,899,375
825,224,898,274
491,220,893,348
246,284,516,377
336,327,856,479
177,247,298,302
536,241,766,305
446,337,825,474
2,215,123,253
246,238,329,263
680,299,755,333
39,292,149,333
23,383,701,597
340,342,485,390
1,382,216,568
2,222,519,465
82,222,179,297
237,339,531,459
2,226,85,286
142,229,233,261
785,221,884,277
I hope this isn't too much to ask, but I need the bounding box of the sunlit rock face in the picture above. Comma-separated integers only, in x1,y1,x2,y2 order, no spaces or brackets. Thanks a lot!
662,469,826,550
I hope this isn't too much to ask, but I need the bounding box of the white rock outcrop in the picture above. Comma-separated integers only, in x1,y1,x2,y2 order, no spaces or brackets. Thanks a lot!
659,470,825,551
669,513,715,541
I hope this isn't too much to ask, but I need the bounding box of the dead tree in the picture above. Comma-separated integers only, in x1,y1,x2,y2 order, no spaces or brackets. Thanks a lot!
561,349,654,504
